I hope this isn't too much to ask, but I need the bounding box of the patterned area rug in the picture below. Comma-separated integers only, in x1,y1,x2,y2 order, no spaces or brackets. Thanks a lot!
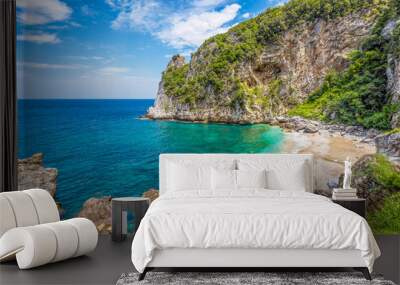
116,272,395,285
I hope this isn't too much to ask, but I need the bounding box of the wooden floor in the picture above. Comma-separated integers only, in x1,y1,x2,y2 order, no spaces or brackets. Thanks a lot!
0,235,134,285
1,235,398,285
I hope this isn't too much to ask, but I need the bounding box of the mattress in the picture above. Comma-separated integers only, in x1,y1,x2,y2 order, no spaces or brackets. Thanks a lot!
131,190,380,273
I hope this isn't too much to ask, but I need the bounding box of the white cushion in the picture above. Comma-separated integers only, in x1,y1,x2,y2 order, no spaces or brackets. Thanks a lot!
236,169,268,189
24,189,60,224
1,192,39,227
238,159,308,191
163,157,236,193
160,154,314,194
167,162,211,191
65,218,98,257
0,226,57,269
0,196,16,237
211,168,236,190
42,221,79,262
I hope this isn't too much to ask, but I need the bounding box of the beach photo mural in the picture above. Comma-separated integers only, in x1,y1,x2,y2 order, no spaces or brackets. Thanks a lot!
17,0,399,234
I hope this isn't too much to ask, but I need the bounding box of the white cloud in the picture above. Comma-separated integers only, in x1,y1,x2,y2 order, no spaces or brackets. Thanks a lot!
242,12,250,18
106,0,137,10
81,5,96,16
192,0,227,8
268,0,289,7
69,21,82,28
18,62,85,69
108,0,241,49
46,25,68,30
97,67,131,75
17,0,72,25
157,4,240,48
46,21,82,30
17,33,61,44
111,0,161,30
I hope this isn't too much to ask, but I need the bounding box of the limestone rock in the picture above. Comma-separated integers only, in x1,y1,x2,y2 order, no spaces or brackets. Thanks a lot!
304,124,319,133
78,196,112,234
375,132,400,160
142,188,159,203
385,19,400,128
147,10,375,123
147,55,186,120
381,20,399,40
18,153,58,197
387,56,400,128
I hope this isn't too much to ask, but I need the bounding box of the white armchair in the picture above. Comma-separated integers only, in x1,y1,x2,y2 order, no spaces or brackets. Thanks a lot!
0,189,98,269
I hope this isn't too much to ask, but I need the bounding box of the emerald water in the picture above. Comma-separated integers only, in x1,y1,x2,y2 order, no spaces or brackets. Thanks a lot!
18,99,285,217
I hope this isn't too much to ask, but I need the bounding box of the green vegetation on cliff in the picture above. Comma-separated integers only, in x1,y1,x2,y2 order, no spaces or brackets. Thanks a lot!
162,0,387,110
352,154,400,234
370,154,400,189
368,192,400,234
289,0,400,129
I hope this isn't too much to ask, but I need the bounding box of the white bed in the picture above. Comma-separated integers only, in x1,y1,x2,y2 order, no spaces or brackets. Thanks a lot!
131,154,380,280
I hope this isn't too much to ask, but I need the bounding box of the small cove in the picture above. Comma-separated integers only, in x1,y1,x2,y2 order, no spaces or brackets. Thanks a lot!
18,99,285,217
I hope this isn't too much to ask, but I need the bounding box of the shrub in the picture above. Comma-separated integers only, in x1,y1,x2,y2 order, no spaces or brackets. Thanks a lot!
368,192,400,234
370,154,400,189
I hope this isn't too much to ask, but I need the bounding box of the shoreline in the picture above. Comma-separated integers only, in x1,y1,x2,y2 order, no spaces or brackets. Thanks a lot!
281,129,376,192
144,114,379,192
143,114,381,145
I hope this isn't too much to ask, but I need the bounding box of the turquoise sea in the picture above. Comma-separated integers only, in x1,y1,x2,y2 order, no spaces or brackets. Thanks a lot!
18,99,285,217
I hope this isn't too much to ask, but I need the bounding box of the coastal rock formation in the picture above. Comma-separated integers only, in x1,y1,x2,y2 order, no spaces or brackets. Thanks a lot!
78,196,112,234
387,55,400,128
384,20,400,129
276,116,382,143
348,154,400,213
147,0,399,134
147,4,378,123
78,189,159,234
18,153,58,197
375,132,400,161
147,56,186,119
142,188,159,202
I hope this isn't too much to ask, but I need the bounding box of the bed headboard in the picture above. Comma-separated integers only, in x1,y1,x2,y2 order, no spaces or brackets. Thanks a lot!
159,153,314,195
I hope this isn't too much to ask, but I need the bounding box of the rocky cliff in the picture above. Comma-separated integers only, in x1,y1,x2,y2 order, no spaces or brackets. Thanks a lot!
385,19,400,128
147,0,399,130
148,0,384,123
18,153,58,196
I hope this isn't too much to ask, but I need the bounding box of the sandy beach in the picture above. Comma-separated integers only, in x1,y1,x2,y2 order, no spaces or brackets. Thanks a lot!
282,130,376,191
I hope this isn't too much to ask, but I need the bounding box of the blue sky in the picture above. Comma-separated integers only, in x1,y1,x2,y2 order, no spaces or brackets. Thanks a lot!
17,0,287,99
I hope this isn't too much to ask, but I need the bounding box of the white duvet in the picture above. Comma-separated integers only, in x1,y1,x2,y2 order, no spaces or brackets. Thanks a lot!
131,190,380,273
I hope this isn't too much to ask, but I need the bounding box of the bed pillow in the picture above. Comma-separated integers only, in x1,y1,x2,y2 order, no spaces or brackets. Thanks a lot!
238,159,309,191
167,162,211,192
236,169,268,189
211,168,237,191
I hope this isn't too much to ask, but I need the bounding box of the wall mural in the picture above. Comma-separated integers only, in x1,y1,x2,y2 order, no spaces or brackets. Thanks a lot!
17,0,399,234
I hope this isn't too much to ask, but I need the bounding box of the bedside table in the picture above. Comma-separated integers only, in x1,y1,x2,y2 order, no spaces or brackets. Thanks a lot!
332,198,366,218
112,197,150,242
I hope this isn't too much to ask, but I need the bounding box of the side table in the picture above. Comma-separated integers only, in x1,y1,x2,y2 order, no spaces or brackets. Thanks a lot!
332,198,366,218
112,197,150,242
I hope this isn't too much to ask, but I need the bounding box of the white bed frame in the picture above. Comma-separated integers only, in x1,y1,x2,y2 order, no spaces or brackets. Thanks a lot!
139,154,371,280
